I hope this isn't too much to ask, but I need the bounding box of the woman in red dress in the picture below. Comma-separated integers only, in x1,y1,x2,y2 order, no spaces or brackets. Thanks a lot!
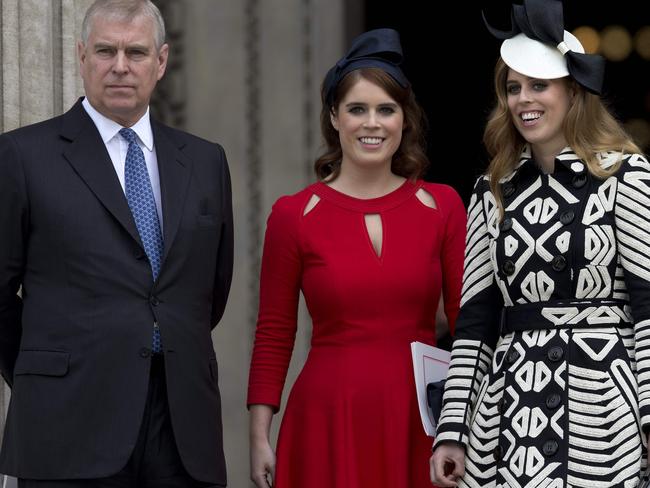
247,28,466,488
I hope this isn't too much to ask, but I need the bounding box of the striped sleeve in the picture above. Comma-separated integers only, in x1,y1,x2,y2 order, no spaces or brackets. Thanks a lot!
613,153,650,431
434,178,503,448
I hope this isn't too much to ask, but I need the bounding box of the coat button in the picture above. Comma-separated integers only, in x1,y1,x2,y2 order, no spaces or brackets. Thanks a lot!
543,439,559,456
546,393,561,409
551,255,567,272
506,350,520,364
559,210,575,225
500,218,513,232
150,296,160,306
502,182,516,198
547,346,564,362
572,174,587,188
502,260,516,276
493,445,503,462
134,250,146,260
139,347,151,358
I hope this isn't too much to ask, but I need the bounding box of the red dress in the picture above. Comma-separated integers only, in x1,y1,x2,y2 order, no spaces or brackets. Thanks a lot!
248,179,466,488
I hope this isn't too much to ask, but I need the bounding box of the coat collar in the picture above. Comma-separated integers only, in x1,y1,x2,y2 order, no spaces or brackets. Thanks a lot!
500,144,587,183
60,98,192,269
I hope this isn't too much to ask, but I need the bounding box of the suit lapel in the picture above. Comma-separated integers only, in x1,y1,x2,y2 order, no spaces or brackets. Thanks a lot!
61,100,143,248
152,120,192,264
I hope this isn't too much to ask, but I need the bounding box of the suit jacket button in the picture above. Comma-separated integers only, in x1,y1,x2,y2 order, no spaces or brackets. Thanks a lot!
547,346,564,362
139,348,151,358
134,250,146,260
543,439,559,456
493,445,503,462
559,210,575,225
551,255,567,272
502,260,516,276
500,218,513,232
150,296,160,306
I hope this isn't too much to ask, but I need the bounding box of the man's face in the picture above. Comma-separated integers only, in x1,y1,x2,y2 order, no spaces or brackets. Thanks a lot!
78,14,168,127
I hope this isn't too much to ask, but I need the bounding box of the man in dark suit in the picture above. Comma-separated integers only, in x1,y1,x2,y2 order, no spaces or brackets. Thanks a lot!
0,1,233,486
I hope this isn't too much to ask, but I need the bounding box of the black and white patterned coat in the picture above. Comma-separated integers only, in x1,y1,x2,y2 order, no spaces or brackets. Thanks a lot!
435,146,650,487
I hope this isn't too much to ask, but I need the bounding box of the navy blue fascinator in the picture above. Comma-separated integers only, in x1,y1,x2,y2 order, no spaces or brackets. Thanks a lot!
484,0,605,94
322,28,409,107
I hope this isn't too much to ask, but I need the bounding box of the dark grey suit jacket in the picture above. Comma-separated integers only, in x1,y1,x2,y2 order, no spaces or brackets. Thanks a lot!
0,99,233,485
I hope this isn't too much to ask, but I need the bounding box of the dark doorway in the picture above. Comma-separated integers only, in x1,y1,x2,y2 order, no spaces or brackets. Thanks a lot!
365,0,650,204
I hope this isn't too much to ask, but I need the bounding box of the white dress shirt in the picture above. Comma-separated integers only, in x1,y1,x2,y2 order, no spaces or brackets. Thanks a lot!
81,98,163,229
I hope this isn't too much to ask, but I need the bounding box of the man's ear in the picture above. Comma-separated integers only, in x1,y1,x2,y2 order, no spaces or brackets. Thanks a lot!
330,109,339,131
157,43,169,80
77,40,86,68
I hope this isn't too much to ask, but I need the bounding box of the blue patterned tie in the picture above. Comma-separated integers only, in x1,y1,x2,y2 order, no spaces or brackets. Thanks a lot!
120,128,163,353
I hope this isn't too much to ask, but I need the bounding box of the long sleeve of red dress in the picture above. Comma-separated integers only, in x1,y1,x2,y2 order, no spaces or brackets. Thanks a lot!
247,194,304,409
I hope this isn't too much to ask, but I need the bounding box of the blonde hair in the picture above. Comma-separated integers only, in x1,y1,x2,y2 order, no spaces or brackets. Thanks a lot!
483,58,640,216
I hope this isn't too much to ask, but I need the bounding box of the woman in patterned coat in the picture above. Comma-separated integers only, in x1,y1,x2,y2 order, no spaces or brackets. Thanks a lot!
431,1,650,486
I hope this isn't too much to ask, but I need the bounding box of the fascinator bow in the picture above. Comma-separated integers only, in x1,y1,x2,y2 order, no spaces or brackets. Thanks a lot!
323,28,409,106
484,0,605,94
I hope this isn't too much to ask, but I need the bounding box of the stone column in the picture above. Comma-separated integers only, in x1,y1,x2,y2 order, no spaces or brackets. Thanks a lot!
0,0,92,442
1,0,90,132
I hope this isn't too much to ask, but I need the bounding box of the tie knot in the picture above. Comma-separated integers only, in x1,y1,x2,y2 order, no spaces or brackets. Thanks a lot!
119,127,138,145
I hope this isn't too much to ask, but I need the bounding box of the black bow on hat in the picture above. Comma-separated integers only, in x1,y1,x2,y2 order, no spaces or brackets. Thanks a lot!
323,28,409,107
484,0,605,94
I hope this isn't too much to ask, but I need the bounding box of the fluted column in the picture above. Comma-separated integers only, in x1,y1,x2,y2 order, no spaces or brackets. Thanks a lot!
1,0,89,132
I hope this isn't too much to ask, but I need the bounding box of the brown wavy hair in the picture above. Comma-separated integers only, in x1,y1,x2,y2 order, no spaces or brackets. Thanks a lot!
315,68,429,181
484,58,640,216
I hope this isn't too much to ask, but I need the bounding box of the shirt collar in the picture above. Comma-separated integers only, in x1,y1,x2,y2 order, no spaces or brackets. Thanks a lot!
81,97,154,151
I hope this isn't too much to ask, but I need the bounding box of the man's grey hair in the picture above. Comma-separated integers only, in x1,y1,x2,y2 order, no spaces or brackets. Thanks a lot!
81,0,166,50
